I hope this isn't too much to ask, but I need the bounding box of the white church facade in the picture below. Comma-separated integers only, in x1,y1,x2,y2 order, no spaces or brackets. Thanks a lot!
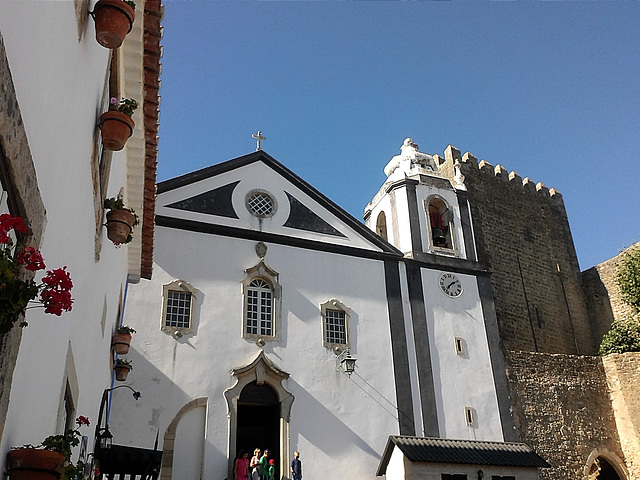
111,140,547,479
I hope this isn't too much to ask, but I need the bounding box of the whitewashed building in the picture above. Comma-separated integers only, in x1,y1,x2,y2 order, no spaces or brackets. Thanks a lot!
0,0,160,476
112,140,546,479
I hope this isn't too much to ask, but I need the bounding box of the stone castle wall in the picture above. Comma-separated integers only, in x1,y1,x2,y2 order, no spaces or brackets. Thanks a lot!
505,351,631,480
581,242,639,346
436,146,596,355
602,353,640,479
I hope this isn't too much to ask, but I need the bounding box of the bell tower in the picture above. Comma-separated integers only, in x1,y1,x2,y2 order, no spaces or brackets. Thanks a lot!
364,138,476,263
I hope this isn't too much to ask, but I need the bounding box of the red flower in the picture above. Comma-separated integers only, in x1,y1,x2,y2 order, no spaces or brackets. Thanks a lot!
40,266,73,315
15,247,46,271
76,415,90,427
0,214,26,244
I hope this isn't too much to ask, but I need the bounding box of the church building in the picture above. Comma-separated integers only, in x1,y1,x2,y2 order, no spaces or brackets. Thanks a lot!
111,138,549,479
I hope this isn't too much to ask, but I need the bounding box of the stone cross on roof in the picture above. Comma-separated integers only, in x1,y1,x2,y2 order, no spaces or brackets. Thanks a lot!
252,130,266,151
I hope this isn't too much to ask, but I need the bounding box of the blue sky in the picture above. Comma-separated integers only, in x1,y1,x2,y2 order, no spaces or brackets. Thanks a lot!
156,1,639,269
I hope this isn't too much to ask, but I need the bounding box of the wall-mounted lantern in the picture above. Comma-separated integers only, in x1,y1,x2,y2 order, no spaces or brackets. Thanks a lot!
336,349,357,377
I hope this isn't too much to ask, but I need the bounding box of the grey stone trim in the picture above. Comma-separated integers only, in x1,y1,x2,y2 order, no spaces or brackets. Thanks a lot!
406,264,439,437
165,181,240,219
284,192,347,237
0,32,46,444
455,190,477,261
477,276,519,442
156,215,403,261
405,180,424,255
384,178,423,254
384,260,416,436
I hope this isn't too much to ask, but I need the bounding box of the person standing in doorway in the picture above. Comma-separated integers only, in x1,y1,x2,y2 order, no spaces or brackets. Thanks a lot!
259,449,270,480
235,450,250,480
268,459,276,480
250,448,261,480
290,451,302,480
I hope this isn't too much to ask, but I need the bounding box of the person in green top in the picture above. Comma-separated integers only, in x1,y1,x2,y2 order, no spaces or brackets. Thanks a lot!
259,449,270,480
268,459,276,480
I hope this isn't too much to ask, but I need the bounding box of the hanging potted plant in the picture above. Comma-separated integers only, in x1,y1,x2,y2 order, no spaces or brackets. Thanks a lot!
114,358,133,381
99,97,138,151
112,325,136,354
93,0,136,49
6,415,90,480
104,196,139,246
0,214,73,335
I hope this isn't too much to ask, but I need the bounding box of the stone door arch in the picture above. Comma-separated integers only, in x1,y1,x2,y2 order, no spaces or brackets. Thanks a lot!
584,448,628,480
225,351,294,480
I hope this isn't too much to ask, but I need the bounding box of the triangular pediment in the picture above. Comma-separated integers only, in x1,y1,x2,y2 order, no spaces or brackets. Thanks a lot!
155,151,400,255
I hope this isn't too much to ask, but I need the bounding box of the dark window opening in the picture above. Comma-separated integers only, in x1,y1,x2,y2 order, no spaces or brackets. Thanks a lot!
428,198,453,249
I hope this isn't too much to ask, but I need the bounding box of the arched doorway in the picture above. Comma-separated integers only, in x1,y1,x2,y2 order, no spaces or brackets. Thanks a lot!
237,382,280,463
584,449,628,480
589,457,622,480
225,351,294,480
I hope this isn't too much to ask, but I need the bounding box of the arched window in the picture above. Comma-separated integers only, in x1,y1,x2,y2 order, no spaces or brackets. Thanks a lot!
426,196,454,250
376,211,388,241
242,259,280,342
246,278,274,337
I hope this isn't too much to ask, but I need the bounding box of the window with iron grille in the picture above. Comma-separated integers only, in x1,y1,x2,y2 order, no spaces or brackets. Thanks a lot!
162,280,198,337
246,190,276,218
325,309,346,345
246,278,273,337
165,290,192,328
321,299,350,349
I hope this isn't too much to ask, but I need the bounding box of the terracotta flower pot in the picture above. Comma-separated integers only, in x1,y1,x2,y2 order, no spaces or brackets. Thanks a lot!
112,332,132,354
105,209,136,244
93,0,135,49
6,448,66,480
99,110,135,151
115,363,132,381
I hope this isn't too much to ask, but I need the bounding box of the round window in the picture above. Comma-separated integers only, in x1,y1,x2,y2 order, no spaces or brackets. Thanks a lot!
246,191,276,217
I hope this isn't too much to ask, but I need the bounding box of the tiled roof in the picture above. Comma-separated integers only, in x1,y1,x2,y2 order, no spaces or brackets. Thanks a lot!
140,0,162,280
376,436,550,476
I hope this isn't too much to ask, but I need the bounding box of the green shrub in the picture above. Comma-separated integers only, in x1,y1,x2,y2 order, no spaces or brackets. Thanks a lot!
598,316,640,355
616,247,640,312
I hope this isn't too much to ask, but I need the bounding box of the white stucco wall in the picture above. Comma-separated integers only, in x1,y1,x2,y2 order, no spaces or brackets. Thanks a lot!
0,1,146,468
421,270,502,441
111,226,399,479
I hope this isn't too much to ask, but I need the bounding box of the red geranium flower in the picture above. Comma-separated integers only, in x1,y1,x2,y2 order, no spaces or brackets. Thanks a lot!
15,247,46,271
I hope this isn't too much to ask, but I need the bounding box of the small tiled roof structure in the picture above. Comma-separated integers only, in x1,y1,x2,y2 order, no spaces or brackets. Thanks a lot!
376,436,550,476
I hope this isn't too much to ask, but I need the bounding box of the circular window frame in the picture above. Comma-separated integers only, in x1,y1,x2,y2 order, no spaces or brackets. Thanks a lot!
245,190,277,218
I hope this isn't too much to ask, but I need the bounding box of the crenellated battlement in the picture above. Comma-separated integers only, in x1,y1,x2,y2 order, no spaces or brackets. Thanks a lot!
437,145,563,201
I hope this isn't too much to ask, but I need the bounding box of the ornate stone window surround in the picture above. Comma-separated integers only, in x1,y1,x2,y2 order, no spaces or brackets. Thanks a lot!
321,298,351,350
242,259,281,342
162,279,199,337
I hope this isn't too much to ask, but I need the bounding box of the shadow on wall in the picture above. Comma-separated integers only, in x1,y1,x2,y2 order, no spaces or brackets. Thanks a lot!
581,266,615,347
286,378,380,459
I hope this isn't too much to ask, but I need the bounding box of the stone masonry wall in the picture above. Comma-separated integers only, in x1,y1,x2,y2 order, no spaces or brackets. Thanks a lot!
581,242,639,347
602,353,640,479
505,351,625,480
437,146,595,355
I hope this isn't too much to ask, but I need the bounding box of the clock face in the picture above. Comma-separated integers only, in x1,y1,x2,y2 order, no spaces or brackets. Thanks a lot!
439,273,462,298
